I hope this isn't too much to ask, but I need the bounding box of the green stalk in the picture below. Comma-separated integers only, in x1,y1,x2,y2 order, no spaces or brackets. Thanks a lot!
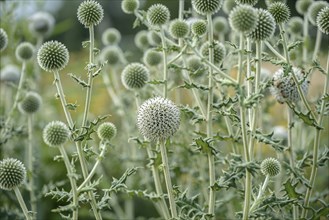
264,41,287,62
312,28,322,61
249,175,270,213
302,15,309,64
14,186,32,220
159,28,168,98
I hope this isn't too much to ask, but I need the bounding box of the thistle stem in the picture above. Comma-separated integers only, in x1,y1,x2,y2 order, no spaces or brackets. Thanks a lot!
312,28,322,61
249,175,270,213
264,41,287,62
159,28,168,98
13,186,32,220
302,15,309,64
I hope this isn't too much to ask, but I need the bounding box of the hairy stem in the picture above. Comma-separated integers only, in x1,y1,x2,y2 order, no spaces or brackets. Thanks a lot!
159,28,168,98
14,186,32,220
264,41,287,62
302,15,309,64
249,175,270,213
312,28,322,61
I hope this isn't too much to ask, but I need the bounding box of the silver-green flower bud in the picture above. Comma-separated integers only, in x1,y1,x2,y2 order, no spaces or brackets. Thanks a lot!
260,157,281,177
43,121,70,147
97,122,117,141
37,41,69,72
77,0,104,27
121,63,149,90
0,158,26,190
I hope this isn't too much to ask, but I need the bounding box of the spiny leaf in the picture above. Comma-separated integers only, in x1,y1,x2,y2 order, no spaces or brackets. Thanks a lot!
192,137,218,155
148,79,165,85
68,73,89,88
103,167,138,193
82,40,90,48
250,130,287,152
287,103,322,129
243,92,264,108
74,115,109,142
180,105,205,124
282,179,303,200
287,40,302,51
66,102,78,111
125,190,161,202
178,81,209,91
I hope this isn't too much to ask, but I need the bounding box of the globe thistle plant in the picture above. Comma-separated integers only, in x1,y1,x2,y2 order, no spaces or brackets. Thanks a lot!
187,55,205,76
15,42,35,62
287,16,303,36
121,63,149,90
143,49,162,66
213,16,229,35
43,121,70,147
0,158,26,190
235,0,258,6
317,6,329,34
102,28,121,45
0,28,8,52
268,2,290,24
100,46,123,66
169,19,190,39
121,0,140,14
296,0,313,15
247,9,276,41
223,0,237,15
134,30,150,50
229,4,258,33
308,1,329,26
18,92,42,114
97,122,117,141
265,0,286,7
200,41,226,64
37,41,69,72
260,158,281,177
192,0,223,15
29,11,55,37
77,0,104,27
0,65,20,83
147,4,170,26
191,20,207,36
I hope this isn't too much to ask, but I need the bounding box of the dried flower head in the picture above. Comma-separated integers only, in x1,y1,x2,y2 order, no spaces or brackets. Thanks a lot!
261,158,281,177
37,41,69,72
192,0,223,15
77,0,104,27
0,158,26,190
121,63,149,90
43,121,70,147
147,4,170,26
97,122,117,141
15,42,35,62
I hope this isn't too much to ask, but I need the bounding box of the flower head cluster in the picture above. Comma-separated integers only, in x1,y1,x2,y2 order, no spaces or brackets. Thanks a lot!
77,0,104,27
135,30,150,50
43,121,70,147
37,41,69,72
261,158,281,177
0,158,26,190
100,46,123,65
296,0,313,15
214,16,229,35
287,17,303,35
235,0,258,6
143,49,162,66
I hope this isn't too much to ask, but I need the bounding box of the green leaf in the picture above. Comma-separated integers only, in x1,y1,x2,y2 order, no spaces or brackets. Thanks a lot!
66,102,78,111
178,80,209,91
192,137,218,155
282,179,302,200
68,73,89,88
287,103,322,129
74,115,110,142
148,79,165,85
287,40,303,51
250,130,287,152
103,167,138,193
82,40,90,48
180,105,205,124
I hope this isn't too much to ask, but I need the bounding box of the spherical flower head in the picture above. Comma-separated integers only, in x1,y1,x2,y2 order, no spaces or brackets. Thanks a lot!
261,158,281,177
147,31,162,46
37,41,69,72
137,97,180,142
102,28,121,45
169,19,190,39
200,41,226,64
287,17,303,36
15,42,35,62
187,56,205,77
192,0,223,15
270,67,309,104
121,62,149,90
77,0,104,27
247,9,276,41
43,121,70,147
29,11,55,37
147,4,170,26
0,158,26,190
143,49,162,66
213,16,229,34
235,0,258,6
296,0,313,15
18,91,42,114
134,30,150,51
100,46,123,66
268,2,290,24
229,4,258,33
317,6,329,34
97,122,117,141
191,20,208,36
121,0,140,14
223,0,237,15
0,28,8,52
265,0,286,7
0,65,20,83
308,1,329,26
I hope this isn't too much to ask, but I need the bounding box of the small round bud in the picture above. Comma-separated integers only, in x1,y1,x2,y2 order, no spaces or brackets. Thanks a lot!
102,28,121,45
169,19,189,39
192,0,223,15
229,4,258,33
0,158,26,190
0,28,8,52
15,42,35,62
29,12,55,37
191,20,207,36
260,158,281,177
317,6,329,34
265,0,286,7
287,17,303,36
18,91,42,114
43,121,70,147
100,46,123,66
134,30,150,51
37,41,69,72
147,31,162,46
137,97,180,142
97,122,117,141
200,41,226,64
235,0,258,6
121,0,139,14
77,0,104,27
214,16,229,35
296,0,313,15
121,63,149,90
268,2,290,24
147,4,170,26
0,65,20,83
308,1,329,26
247,9,276,41
143,49,162,66
223,0,237,15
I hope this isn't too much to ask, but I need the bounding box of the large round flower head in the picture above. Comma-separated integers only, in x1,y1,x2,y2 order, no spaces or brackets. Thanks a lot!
29,11,55,37
191,20,208,36
223,0,237,14
192,0,223,15
0,28,8,52
121,63,149,90
97,122,117,141
200,41,226,64
317,7,329,34
43,121,70,147
147,31,162,46
18,91,42,114
268,2,290,24
308,1,329,26
187,55,205,76
121,0,140,14
287,17,303,36
270,67,309,104
235,0,258,6
100,46,123,66
260,158,281,177
229,4,258,33
77,0,104,27
265,0,286,7
247,9,276,41
37,41,69,72
0,158,26,190
137,97,180,142
213,16,229,34
15,42,35,62
102,28,121,45
169,19,190,39
143,48,162,66
0,65,20,83
134,30,150,50
147,4,170,26
296,0,313,15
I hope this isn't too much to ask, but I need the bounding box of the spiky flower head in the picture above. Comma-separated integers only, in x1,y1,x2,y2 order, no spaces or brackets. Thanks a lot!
18,91,42,114
268,2,290,24
147,31,162,46
137,97,180,142
121,0,140,14
0,158,26,190
0,28,8,52
29,11,55,37
143,49,162,66
97,122,117,141
191,20,208,36
102,28,121,45
169,19,190,39
43,121,70,147
147,4,170,26
247,9,276,41
187,55,205,76
265,0,286,7
0,65,20,83
77,0,104,27
317,6,329,34
270,67,309,104
121,63,149,90
308,1,329,26
192,0,223,15
287,17,303,35
37,41,69,72
296,0,313,15
213,16,229,34
200,41,226,64
235,0,258,6
100,46,123,66
229,4,258,33
223,0,237,14
261,158,281,177
15,42,35,62
134,30,150,50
